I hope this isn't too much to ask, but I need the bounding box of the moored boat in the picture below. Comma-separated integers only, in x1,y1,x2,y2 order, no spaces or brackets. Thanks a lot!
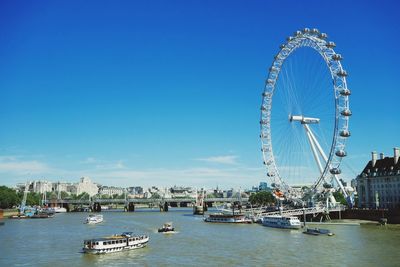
31,212,54,219
303,227,334,236
9,214,29,219
158,222,175,233
85,214,103,224
262,215,301,229
204,213,252,223
83,232,149,254
52,207,67,213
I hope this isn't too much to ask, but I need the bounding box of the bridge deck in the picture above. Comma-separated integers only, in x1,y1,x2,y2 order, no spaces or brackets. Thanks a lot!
45,197,249,205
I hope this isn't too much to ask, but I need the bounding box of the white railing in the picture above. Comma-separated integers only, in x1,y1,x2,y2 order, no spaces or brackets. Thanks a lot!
250,204,345,221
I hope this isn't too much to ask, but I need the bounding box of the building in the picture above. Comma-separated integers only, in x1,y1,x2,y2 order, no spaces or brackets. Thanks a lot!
259,182,271,191
99,186,125,197
31,180,53,194
356,148,400,209
169,186,195,198
127,186,143,195
76,177,99,197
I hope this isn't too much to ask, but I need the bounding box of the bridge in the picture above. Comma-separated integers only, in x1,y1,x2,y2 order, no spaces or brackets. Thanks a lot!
45,197,249,206
246,204,346,222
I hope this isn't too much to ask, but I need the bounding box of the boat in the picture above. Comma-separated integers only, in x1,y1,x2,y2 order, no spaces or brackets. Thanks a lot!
52,207,67,213
9,206,37,219
82,232,149,254
261,215,301,229
158,222,175,233
85,214,103,224
303,227,334,236
204,213,252,223
9,214,29,219
31,212,54,219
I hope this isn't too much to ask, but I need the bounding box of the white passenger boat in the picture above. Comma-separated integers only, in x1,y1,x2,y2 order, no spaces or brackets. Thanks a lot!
52,207,67,213
204,213,252,223
83,232,149,254
262,215,301,229
85,214,103,224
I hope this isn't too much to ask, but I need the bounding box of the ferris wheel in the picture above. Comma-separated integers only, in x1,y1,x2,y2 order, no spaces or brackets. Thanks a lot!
260,28,351,202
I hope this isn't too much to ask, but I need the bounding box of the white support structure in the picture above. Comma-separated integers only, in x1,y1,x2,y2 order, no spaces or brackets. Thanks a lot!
293,116,349,198
305,127,324,174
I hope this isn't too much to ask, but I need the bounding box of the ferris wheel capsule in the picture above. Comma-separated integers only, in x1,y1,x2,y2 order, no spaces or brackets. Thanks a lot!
330,168,341,175
269,66,279,72
340,89,351,96
337,70,348,77
266,79,275,85
318,33,328,39
332,54,342,61
339,130,351,137
287,36,294,42
302,28,310,33
340,109,352,116
262,92,271,97
335,150,347,157
326,41,336,48
311,28,320,34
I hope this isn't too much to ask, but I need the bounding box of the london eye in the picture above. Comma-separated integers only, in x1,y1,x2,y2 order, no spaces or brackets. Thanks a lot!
260,28,351,205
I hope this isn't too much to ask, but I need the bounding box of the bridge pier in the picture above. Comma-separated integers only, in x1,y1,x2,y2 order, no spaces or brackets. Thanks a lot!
93,202,102,212
193,205,204,215
126,203,135,212
160,202,169,212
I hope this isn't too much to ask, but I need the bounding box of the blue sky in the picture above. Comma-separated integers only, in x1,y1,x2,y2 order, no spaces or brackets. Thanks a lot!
1,0,399,188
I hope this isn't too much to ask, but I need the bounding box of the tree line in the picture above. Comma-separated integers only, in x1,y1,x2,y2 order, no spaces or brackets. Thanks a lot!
0,186,106,209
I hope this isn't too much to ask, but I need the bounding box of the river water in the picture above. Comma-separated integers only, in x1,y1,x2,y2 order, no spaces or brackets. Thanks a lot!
1,208,399,267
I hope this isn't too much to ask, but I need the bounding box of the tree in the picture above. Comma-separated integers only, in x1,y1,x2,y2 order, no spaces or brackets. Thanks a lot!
150,193,161,199
60,191,69,199
249,191,275,206
25,192,41,206
71,192,90,200
0,186,20,209
333,191,347,205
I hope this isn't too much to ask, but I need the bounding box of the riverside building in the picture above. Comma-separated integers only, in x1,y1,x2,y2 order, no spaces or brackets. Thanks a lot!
356,148,400,209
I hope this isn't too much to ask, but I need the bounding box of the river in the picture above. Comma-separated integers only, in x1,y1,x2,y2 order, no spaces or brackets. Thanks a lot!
1,208,399,266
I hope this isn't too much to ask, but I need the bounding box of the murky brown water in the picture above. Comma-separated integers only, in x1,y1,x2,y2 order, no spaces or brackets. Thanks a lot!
1,208,399,266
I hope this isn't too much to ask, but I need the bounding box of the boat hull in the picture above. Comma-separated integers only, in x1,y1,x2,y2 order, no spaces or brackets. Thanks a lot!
83,241,148,254
85,215,103,224
303,228,334,236
262,222,301,229
262,216,301,229
204,214,252,224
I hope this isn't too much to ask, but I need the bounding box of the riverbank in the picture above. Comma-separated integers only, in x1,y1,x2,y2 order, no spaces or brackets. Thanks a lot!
329,208,400,224
1,209,18,218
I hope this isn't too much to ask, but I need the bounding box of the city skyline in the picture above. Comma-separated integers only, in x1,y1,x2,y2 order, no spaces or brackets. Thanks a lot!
1,0,400,188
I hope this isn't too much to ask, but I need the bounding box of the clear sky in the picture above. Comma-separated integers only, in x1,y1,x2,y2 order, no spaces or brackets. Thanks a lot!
1,0,399,189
